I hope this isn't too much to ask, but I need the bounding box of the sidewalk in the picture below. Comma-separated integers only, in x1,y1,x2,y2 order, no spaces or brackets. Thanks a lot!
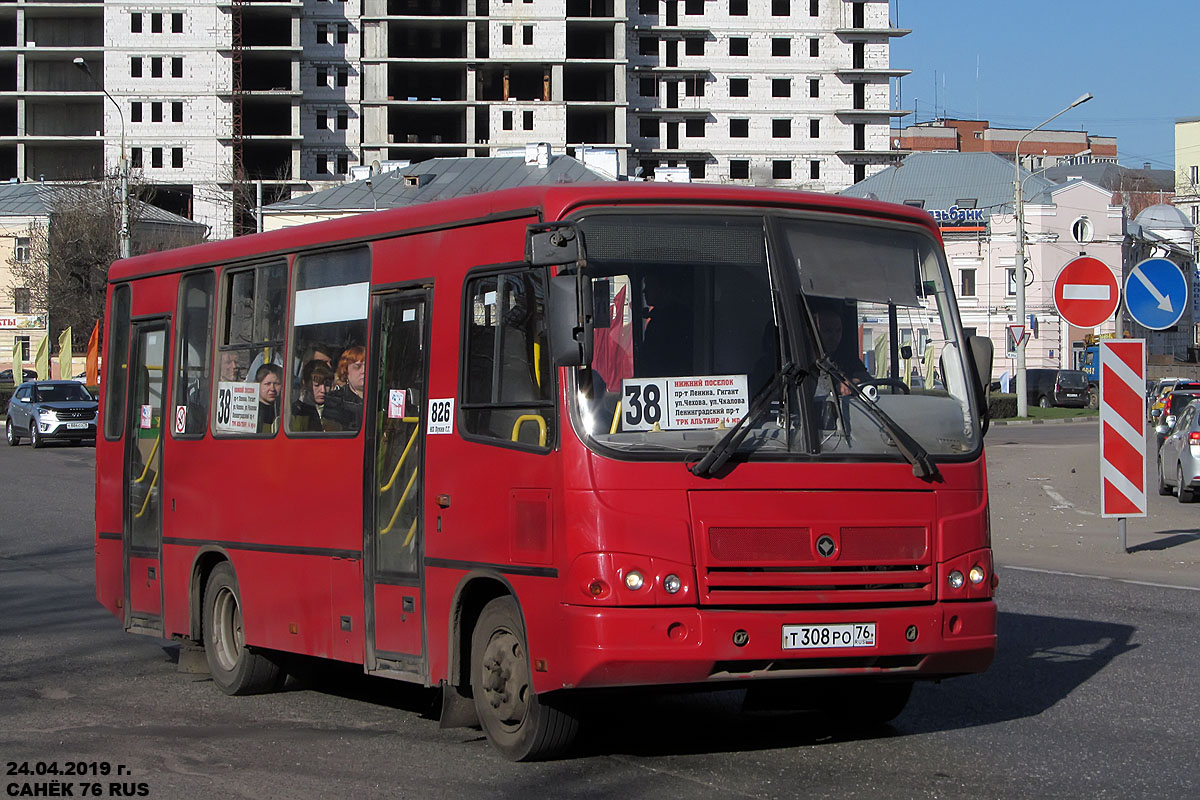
986,427,1200,590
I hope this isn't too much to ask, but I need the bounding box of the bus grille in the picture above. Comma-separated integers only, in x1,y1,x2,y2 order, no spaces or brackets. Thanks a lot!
700,526,934,606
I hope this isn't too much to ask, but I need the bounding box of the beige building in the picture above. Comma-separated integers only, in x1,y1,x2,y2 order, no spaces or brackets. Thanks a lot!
1177,117,1200,248
0,182,204,378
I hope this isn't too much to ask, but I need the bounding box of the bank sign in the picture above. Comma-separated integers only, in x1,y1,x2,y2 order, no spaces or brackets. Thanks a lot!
930,206,985,226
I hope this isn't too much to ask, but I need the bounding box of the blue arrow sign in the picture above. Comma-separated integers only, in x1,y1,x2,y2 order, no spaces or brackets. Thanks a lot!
1125,257,1188,331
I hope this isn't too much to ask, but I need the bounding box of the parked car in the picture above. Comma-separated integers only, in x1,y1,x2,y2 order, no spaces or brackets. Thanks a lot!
1025,368,1089,409
0,368,37,385
5,380,98,448
1157,399,1200,502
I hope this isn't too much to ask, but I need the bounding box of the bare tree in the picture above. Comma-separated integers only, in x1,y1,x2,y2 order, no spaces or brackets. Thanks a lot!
6,175,201,351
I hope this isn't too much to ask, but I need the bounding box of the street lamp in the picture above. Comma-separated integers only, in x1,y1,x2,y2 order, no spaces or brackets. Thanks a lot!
73,57,130,260
1013,92,1093,417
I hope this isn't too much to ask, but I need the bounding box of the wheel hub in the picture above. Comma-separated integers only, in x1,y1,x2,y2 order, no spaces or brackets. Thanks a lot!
481,630,528,725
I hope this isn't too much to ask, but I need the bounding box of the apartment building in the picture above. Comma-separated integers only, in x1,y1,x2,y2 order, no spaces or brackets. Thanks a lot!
0,0,905,239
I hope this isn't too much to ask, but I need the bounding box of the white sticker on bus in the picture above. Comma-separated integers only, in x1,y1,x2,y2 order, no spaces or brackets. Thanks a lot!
214,381,260,434
140,404,154,429
388,389,407,419
620,374,749,431
427,397,455,434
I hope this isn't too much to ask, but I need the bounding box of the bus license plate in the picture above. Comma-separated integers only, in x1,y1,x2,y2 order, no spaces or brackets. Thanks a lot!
782,623,876,650
66,422,89,429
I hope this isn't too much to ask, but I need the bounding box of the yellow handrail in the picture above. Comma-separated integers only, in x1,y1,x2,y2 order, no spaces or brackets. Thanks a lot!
133,435,160,484
378,417,419,492
609,399,622,434
134,469,159,519
380,468,420,535
511,414,547,447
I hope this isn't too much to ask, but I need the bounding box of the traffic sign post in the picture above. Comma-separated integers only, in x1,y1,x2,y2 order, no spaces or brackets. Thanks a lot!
1054,256,1120,329
1124,257,1188,331
1005,324,1026,357
1099,339,1146,554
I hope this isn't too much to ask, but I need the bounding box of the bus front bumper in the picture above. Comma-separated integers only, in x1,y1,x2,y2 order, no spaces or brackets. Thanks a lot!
547,601,996,691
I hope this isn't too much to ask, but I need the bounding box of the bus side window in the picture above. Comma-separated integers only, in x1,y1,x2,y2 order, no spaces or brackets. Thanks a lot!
104,284,132,440
287,247,370,435
213,261,288,437
173,271,215,437
461,268,554,449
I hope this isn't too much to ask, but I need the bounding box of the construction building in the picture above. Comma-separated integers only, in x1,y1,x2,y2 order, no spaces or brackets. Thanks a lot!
0,0,907,239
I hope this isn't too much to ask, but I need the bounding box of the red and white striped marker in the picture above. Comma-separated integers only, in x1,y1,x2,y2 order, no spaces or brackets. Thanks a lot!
1099,339,1146,518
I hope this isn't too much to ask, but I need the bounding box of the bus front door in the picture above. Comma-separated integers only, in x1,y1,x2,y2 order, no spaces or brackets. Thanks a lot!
122,320,169,634
364,290,430,679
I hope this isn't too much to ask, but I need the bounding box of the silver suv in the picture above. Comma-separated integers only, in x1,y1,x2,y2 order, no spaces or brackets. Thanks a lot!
5,380,98,448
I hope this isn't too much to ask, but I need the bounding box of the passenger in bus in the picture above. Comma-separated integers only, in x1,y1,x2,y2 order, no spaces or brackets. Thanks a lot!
323,345,366,431
292,359,333,432
255,363,283,433
218,350,242,382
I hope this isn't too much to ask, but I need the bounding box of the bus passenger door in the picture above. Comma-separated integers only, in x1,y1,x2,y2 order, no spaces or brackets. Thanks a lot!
123,320,169,634
364,290,430,678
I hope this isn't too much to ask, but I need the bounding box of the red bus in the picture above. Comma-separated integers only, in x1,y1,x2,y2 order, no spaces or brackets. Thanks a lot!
95,183,996,760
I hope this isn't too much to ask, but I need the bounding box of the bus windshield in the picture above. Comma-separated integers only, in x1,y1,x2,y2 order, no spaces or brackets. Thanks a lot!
570,210,980,463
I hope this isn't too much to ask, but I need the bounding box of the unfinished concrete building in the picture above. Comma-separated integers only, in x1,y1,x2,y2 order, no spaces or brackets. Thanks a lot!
0,0,904,239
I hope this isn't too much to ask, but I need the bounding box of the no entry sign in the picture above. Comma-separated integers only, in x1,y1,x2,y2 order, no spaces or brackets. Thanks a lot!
1054,256,1120,329
1099,339,1146,518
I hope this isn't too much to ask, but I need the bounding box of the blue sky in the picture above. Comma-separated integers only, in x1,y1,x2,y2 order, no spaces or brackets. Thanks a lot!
889,0,1198,172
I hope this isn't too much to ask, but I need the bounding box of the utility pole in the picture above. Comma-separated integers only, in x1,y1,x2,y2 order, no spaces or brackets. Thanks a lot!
73,58,130,260
1013,93,1092,417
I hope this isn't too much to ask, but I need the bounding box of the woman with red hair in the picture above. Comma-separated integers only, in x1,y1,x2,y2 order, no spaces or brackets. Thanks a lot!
323,345,366,431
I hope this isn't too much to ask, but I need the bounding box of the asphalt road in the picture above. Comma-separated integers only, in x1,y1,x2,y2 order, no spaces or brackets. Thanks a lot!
1,432,1197,799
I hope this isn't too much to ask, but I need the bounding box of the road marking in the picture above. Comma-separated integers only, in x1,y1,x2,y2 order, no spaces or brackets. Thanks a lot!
1003,565,1200,592
1041,484,1097,515
1063,284,1110,300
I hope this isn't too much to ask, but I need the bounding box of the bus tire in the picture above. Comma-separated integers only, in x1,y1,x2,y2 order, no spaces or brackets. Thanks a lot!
470,596,578,761
202,562,284,695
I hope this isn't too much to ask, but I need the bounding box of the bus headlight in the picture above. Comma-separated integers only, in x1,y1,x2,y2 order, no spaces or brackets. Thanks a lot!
969,565,986,585
624,571,645,591
947,570,965,590
663,574,682,594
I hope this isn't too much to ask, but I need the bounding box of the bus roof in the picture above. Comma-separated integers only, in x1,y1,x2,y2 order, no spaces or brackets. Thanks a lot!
107,183,941,283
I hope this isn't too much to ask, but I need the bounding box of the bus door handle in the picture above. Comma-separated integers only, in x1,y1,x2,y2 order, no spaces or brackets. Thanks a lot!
435,494,451,509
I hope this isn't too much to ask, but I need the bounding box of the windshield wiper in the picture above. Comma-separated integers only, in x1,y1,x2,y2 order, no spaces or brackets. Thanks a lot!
815,356,941,482
689,362,802,478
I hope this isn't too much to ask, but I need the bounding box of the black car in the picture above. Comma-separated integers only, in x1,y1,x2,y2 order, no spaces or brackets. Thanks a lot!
0,367,38,385
5,380,98,447
1025,368,1089,409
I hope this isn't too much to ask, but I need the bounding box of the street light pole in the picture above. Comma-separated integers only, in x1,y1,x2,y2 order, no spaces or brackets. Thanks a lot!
73,58,130,260
1013,92,1093,417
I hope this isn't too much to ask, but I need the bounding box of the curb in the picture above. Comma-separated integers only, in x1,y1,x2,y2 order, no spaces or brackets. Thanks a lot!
991,415,1098,426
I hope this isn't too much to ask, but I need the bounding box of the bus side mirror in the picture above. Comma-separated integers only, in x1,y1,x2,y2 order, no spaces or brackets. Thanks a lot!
548,274,593,367
967,334,993,429
527,222,579,266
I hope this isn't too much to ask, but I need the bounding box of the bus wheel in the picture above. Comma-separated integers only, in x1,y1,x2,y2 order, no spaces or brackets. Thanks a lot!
202,562,284,695
470,596,578,761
